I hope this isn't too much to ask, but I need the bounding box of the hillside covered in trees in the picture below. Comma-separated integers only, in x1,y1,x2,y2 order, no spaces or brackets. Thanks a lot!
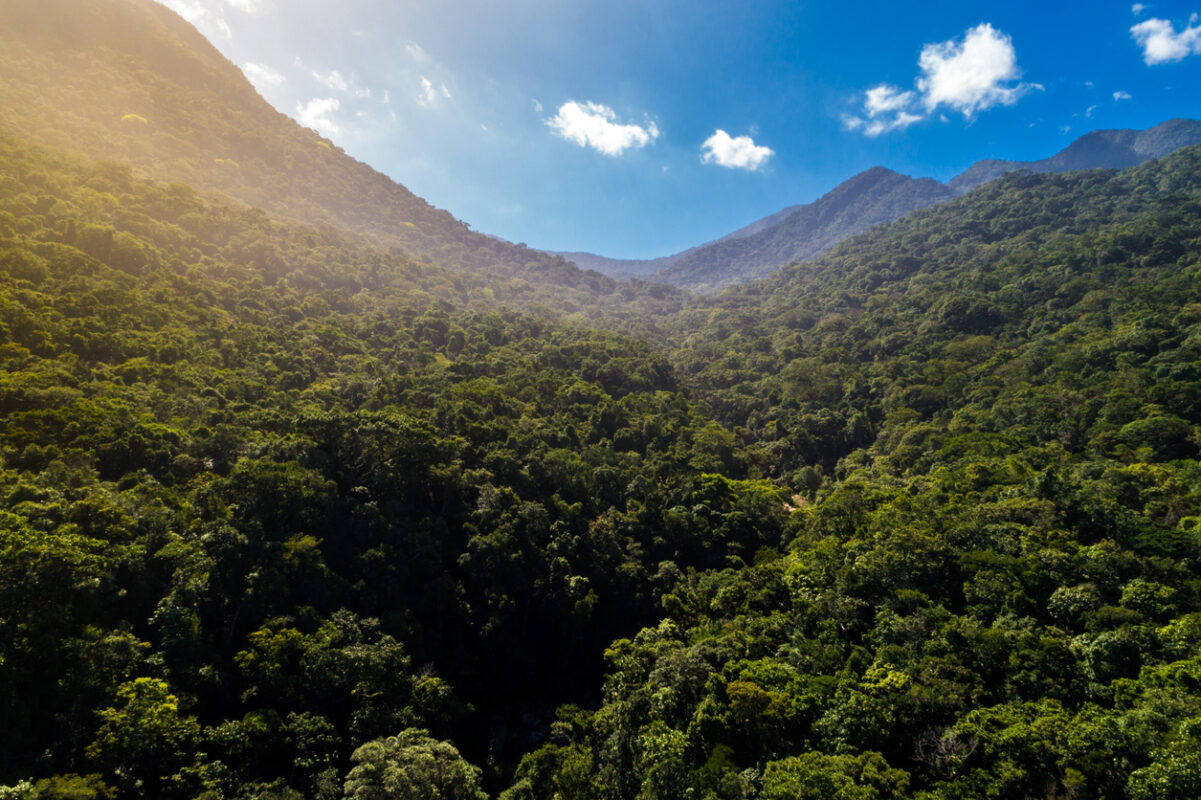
4,2,1201,800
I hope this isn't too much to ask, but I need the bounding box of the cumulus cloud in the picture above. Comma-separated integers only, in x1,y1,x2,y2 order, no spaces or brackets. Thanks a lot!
1132,3,1147,15
843,23,1038,136
297,97,340,137
242,62,285,90
917,24,1040,116
417,77,452,106
1131,16,1201,64
700,130,774,171
1114,90,1133,100
546,101,660,157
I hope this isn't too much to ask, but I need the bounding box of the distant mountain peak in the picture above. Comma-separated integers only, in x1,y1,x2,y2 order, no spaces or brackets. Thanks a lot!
949,118,1201,192
556,119,1201,294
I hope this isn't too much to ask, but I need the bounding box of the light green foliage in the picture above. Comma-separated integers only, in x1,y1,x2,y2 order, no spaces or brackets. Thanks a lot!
343,729,486,800
761,751,908,800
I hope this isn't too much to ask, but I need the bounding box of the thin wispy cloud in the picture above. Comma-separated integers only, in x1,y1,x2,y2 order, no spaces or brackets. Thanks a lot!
404,41,430,63
224,0,268,14
297,97,340,137
1131,15,1201,64
159,0,266,38
1132,4,1148,15
242,62,285,91
843,85,924,136
312,69,371,98
1114,90,1133,100
546,101,660,157
313,69,349,92
417,77,452,107
701,130,774,171
844,23,1039,137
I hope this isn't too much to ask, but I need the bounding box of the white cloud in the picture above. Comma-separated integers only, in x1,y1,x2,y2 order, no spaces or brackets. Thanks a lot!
917,24,1040,116
546,101,660,157
864,84,917,117
297,97,340,137
314,69,349,92
700,130,774,171
311,69,371,99
242,62,285,90
843,84,925,136
1114,90,1133,100
417,77,452,107
224,0,267,13
404,41,430,63
158,0,265,37
844,23,1036,137
532,98,543,114
1132,4,1147,15
158,0,207,23
1131,16,1201,64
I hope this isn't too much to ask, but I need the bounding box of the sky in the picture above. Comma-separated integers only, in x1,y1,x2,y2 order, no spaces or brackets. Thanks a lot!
157,0,1201,259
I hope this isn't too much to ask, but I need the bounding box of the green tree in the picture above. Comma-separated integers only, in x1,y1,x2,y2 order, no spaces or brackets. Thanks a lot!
343,729,487,800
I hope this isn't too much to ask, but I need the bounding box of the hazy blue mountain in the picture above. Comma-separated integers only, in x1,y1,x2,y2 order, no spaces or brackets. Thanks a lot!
949,118,1201,192
651,167,956,293
557,119,1201,294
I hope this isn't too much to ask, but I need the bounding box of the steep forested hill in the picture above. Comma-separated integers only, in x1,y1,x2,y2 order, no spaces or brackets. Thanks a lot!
517,144,1201,800
0,129,779,798
0,0,674,306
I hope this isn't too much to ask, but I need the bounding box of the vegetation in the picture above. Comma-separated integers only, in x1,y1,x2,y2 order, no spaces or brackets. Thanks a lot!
4,3,1201,797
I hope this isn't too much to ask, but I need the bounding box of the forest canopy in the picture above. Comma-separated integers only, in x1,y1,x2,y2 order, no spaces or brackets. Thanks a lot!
3,6,1201,796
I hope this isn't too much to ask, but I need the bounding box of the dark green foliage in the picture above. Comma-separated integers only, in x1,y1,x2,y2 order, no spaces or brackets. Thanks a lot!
5,6,1201,797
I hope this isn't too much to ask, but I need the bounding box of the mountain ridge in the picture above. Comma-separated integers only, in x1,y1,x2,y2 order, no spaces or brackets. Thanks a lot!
0,0,663,307
555,118,1201,293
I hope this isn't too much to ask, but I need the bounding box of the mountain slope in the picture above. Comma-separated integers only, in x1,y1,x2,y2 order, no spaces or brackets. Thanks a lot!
512,143,1201,800
652,167,956,293
949,118,1201,192
0,0,660,304
559,120,1201,294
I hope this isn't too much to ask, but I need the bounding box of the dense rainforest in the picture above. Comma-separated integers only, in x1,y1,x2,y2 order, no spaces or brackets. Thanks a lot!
4,2,1201,798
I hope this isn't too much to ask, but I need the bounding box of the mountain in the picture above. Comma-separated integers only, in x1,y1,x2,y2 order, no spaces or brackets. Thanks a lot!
544,250,682,279
949,117,1201,192
0,0,680,311
557,119,1201,294
654,166,956,293
546,203,813,280
9,1,1201,797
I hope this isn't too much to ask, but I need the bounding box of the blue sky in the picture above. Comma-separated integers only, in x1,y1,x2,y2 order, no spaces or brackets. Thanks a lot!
160,0,1201,259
